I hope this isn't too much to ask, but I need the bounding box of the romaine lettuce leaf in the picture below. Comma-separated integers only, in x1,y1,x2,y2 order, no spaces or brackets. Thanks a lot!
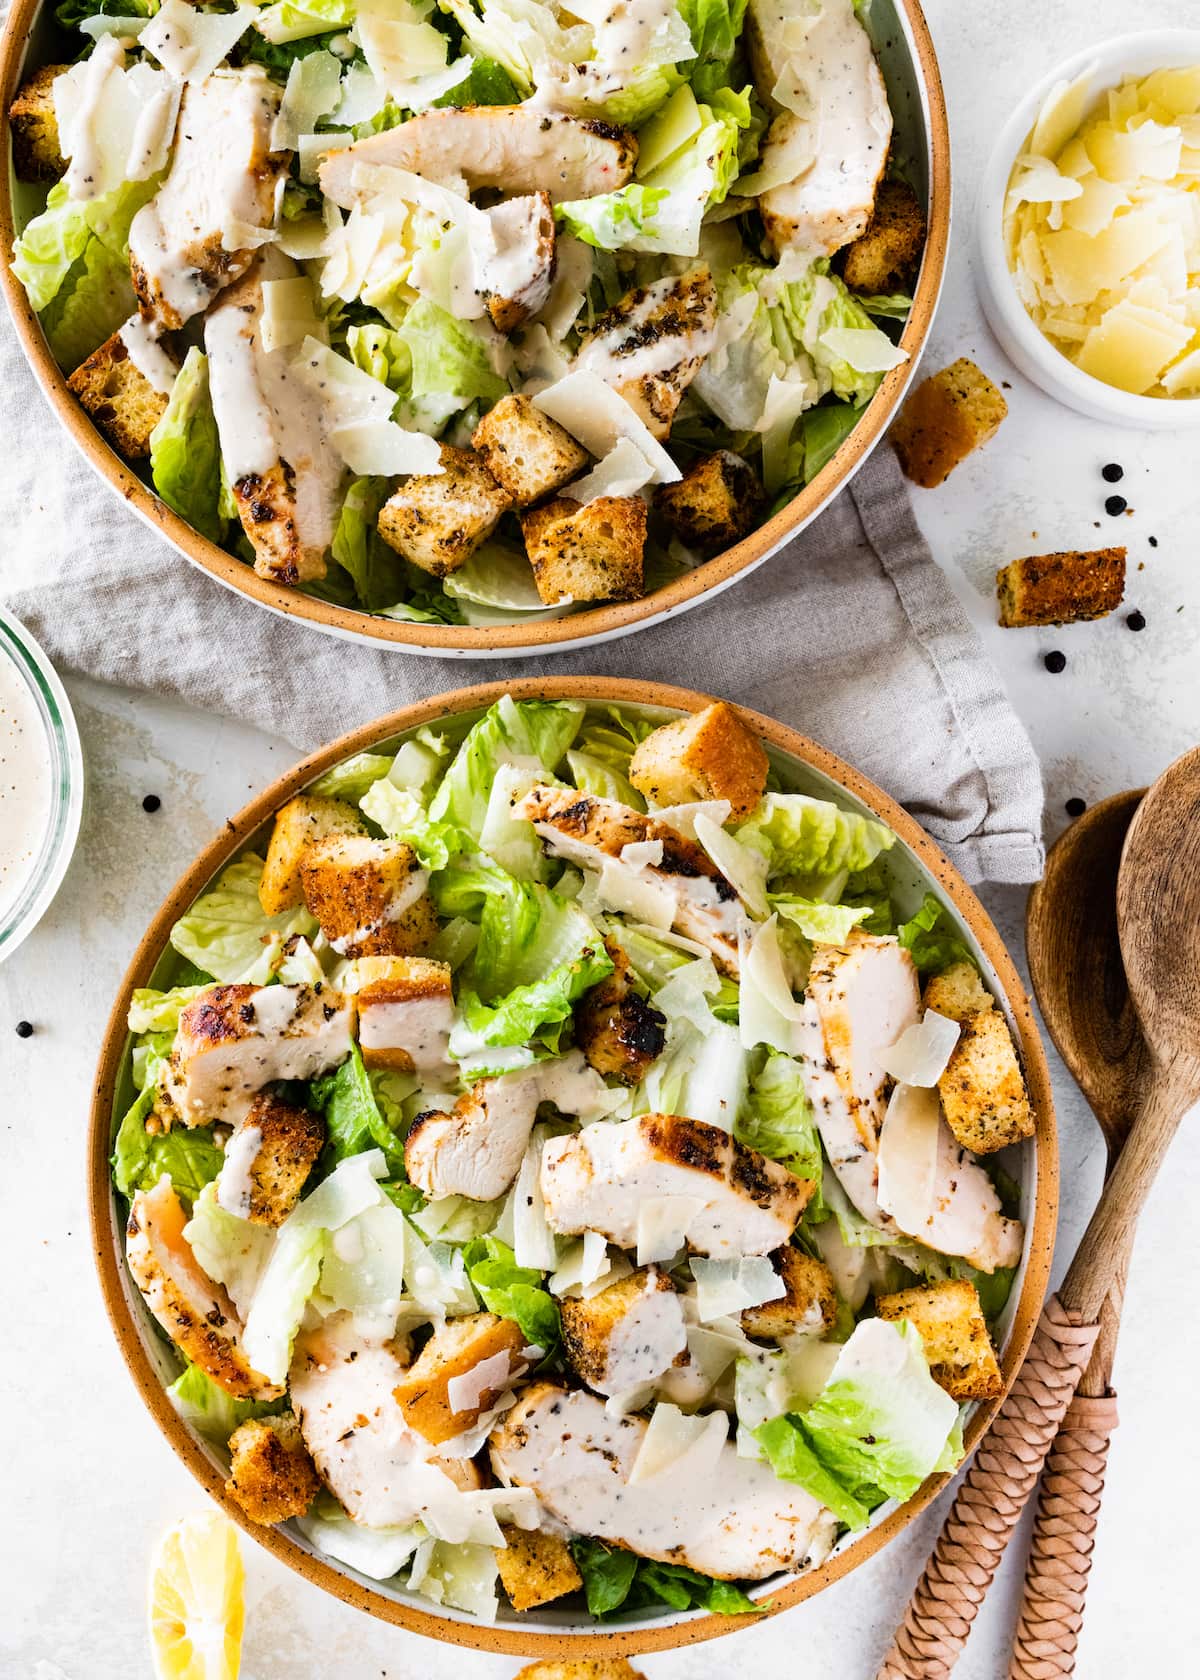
255,0,356,46
127,985,210,1034
754,1413,873,1530
677,0,749,99
111,1087,223,1203
897,893,978,976
150,349,226,545
310,751,396,803
735,793,894,891
167,1362,283,1445
736,1051,822,1197
169,856,318,983
310,1042,408,1171
434,54,522,106
395,299,509,431
428,696,584,839
570,1536,761,1617
463,1235,559,1348
331,475,410,611
770,895,872,945
184,1181,275,1317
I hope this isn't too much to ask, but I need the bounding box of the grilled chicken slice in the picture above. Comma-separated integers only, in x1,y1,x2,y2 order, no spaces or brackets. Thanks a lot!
516,784,748,975
205,252,345,585
490,1383,837,1579
576,940,666,1085
126,1178,281,1401
319,107,636,206
574,270,717,439
795,935,920,1226
481,192,557,333
290,1314,479,1529
166,982,354,1128
747,0,892,257
130,68,287,332
540,1113,812,1257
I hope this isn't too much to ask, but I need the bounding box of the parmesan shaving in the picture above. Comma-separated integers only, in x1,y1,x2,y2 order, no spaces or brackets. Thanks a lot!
140,0,255,83
532,371,682,484
881,1009,960,1088
445,1350,515,1417
561,438,654,505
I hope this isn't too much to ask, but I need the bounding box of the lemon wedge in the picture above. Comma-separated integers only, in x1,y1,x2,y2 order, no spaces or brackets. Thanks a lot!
149,1511,246,1680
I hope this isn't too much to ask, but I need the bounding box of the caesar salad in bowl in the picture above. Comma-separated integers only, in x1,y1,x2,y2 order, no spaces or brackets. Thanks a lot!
90,679,1054,1656
2,0,947,654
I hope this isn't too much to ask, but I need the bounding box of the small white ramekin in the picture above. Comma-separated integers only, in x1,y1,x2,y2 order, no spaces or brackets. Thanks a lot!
976,29,1200,429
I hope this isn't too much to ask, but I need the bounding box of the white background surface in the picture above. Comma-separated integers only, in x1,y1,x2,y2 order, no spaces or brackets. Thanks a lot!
3,1,1200,1675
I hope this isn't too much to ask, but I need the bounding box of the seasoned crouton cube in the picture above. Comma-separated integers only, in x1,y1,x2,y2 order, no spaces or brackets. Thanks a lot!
997,547,1126,628
224,1413,321,1524
521,495,646,604
653,450,764,557
628,699,770,822
560,1267,685,1396
8,63,68,182
259,792,364,914
377,444,511,576
354,954,454,1073
300,835,438,959
842,179,927,294
472,394,590,506
516,1663,646,1680
741,1245,838,1340
922,962,993,1024
393,1313,530,1445
222,1093,326,1227
575,940,666,1086
66,330,174,459
938,1007,1034,1154
876,1278,1003,1400
891,359,1008,488
496,1525,583,1612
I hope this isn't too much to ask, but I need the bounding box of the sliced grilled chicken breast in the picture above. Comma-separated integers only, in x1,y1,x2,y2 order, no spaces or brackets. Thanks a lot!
540,1113,812,1256
490,1383,837,1578
575,270,717,439
319,107,636,206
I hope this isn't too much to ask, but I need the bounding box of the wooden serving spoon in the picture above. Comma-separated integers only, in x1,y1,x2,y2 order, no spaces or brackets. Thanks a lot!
1009,790,1150,1677
878,747,1200,1680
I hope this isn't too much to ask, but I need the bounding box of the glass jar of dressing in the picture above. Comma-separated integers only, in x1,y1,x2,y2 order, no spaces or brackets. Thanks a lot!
0,609,83,963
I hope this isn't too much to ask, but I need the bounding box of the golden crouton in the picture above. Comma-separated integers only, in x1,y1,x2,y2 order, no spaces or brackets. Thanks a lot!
521,495,647,604
996,547,1126,628
560,1268,681,1394
8,63,68,182
653,450,764,556
741,1245,838,1340
842,179,927,294
876,1278,1003,1400
496,1525,583,1612
355,954,453,1072
628,700,769,821
891,358,1008,489
922,961,993,1024
377,444,511,576
472,393,589,506
224,1413,321,1524
516,1663,646,1680
226,1093,326,1227
575,940,666,1086
300,835,438,959
938,1007,1035,1154
393,1313,529,1445
259,792,364,915
66,330,174,458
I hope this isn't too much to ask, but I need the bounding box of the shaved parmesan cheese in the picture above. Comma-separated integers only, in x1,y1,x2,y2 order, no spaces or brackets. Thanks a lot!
690,1256,787,1323
334,62,388,129
561,438,654,505
738,916,805,1054
512,1125,558,1273
1076,297,1193,393
53,35,180,201
1029,68,1095,159
628,1403,728,1485
297,132,339,186
330,420,444,475
620,840,664,870
141,0,255,83
876,1082,940,1234
636,1195,707,1266
881,1009,960,1087
650,799,733,840
272,50,342,150
290,337,443,475
532,371,682,484
446,1349,516,1417
549,1230,624,1298
694,813,769,918
584,858,677,931
355,0,473,111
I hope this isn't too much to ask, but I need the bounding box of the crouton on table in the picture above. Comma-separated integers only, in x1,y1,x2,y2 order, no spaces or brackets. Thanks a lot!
560,1267,685,1395
472,393,589,505
8,63,68,182
654,450,764,556
225,1413,321,1524
496,1525,583,1611
393,1313,530,1444
842,179,927,294
575,940,665,1086
66,330,174,459
259,792,364,914
996,548,1126,627
891,358,1008,488
377,444,511,576
521,495,646,604
300,835,438,958
876,1277,1003,1400
219,1093,326,1227
741,1245,838,1340
628,699,769,821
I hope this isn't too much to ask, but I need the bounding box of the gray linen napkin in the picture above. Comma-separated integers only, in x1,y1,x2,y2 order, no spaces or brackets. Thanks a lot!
0,316,1043,883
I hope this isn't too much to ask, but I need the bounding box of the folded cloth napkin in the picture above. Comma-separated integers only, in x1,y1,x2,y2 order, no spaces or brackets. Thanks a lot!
0,321,1043,883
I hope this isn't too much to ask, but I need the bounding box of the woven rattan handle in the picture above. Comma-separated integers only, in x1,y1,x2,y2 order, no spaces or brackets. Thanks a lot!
875,1295,1100,1680
1006,1390,1119,1679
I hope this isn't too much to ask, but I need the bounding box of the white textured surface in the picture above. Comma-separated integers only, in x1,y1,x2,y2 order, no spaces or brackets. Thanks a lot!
2,1,1200,1674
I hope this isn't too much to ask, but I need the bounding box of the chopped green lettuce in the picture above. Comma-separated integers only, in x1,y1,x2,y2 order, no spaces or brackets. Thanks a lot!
169,856,317,983
770,895,872,945
571,1537,762,1618
254,0,356,46
310,751,396,802
150,350,226,545
897,893,978,976
736,1051,822,1197
127,985,209,1034
111,1087,223,1203
677,0,749,99
736,793,895,892
395,299,509,432
434,55,522,106
428,696,584,839
310,1043,408,1172
464,1236,559,1349
167,1363,283,1445
331,476,409,611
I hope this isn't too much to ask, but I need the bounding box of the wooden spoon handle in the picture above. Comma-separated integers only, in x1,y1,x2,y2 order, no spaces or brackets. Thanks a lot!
875,1296,1099,1680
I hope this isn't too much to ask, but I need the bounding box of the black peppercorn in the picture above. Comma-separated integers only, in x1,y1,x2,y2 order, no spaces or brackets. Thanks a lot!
1101,463,1124,483
1044,650,1067,673
142,794,161,813
1065,798,1087,818
1105,494,1127,517
1126,610,1146,631
15,1020,33,1038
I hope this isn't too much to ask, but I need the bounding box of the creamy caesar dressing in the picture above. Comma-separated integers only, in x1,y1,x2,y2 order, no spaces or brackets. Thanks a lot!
358,993,453,1071
0,651,52,924
216,1124,262,1217
602,1277,688,1392
118,313,179,394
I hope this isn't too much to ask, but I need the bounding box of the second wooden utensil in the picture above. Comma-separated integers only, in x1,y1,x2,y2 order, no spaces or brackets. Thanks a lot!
1010,790,1149,1678
877,746,1200,1679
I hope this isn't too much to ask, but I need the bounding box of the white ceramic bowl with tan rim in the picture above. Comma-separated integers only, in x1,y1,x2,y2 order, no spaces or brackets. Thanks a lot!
2,0,949,657
976,29,1200,428
89,677,1057,1659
